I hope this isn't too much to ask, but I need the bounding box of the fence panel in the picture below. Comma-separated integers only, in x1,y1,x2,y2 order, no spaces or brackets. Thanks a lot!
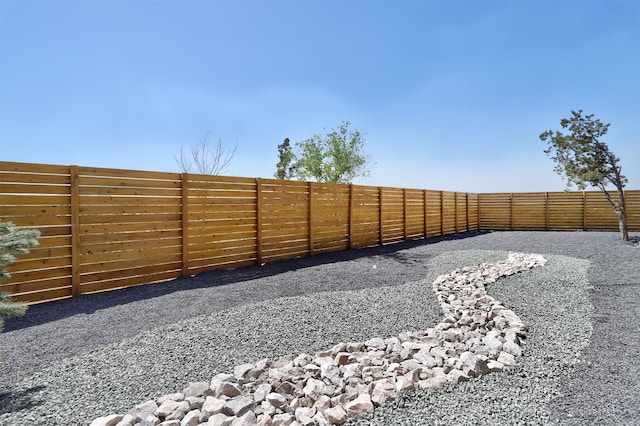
479,193,512,230
405,189,426,239
311,183,350,254
547,192,584,230
259,179,310,263
425,190,443,237
186,174,258,274
350,185,381,248
584,191,617,230
76,167,183,295
626,191,640,231
512,192,547,230
381,187,404,244
441,191,457,235
468,193,479,231
0,162,73,303
455,192,468,233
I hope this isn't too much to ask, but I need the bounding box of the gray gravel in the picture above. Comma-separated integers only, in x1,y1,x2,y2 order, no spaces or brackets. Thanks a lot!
0,231,638,425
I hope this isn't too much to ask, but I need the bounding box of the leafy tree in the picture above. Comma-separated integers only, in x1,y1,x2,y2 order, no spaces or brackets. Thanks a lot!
176,133,237,175
274,138,297,180
540,110,629,241
1,222,40,332
292,121,370,184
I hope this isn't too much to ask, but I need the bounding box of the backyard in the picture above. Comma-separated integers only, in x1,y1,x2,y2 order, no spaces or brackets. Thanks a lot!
1,231,638,425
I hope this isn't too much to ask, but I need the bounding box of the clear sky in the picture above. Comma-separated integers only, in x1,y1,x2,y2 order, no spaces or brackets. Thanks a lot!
1,0,638,193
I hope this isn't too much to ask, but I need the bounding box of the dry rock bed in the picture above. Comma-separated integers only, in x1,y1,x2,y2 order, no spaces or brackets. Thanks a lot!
91,253,549,426
6,231,637,426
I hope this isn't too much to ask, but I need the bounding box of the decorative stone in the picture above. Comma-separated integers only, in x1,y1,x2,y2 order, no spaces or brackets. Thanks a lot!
234,363,255,381
179,409,202,426
182,382,211,398
91,253,547,426
324,405,348,425
272,413,296,426
371,380,396,406
303,378,324,402
232,411,257,426
265,393,287,410
253,384,272,404
89,414,124,426
345,393,374,417
128,400,159,421
207,413,231,426
497,351,517,367
224,396,255,417
202,396,226,416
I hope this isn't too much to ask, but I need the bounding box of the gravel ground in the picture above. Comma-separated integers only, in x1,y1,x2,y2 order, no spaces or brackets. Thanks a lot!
0,231,638,425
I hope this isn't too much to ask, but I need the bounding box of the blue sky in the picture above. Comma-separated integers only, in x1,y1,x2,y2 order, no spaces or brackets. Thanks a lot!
1,0,638,192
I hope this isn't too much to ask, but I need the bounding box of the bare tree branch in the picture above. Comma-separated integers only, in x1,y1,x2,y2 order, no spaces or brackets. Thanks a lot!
175,134,238,175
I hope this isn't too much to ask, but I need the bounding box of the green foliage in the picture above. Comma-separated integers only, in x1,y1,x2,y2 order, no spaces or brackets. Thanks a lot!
0,221,40,332
283,121,370,184
539,110,627,191
274,138,297,180
540,110,629,241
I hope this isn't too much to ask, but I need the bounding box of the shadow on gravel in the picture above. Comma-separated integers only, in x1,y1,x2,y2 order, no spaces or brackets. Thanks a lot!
0,385,45,415
3,231,489,332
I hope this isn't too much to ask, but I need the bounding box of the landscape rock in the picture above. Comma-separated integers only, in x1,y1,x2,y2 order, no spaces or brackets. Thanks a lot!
91,252,546,425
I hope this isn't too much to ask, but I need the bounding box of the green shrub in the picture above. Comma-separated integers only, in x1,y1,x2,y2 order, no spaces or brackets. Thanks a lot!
0,221,40,332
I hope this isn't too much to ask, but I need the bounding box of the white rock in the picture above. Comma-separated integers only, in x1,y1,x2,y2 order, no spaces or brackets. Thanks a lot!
234,363,255,381
447,369,470,383
207,413,231,426
345,393,374,417
503,341,522,357
180,409,202,426
182,382,212,398
294,406,316,425
129,400,159,421
202,396,226,415
224,396,255,417
324,405,347,425
497,351,517,367
303,378,324,401
371,379,396,406
232,411,257,426
90,415,124,426
272,413,296,426
253,383,272,403
265,392,287,409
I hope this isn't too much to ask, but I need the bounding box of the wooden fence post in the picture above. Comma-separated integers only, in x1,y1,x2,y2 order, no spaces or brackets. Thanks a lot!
309,182,315,256
256,178,263,265
181,173,190,276
583,190,587,230
454,192,458,233
379,187,384,245
509,192,514,230
465,193,469,232
349,184,354,250
403,188,408,240
545,192,549,230
70,165,80,297
423,190,428,238
476,193,481,231
439,190,444,236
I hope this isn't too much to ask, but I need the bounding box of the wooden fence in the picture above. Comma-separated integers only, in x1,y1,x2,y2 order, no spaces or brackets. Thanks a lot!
0,161,478,304
478,191,640,231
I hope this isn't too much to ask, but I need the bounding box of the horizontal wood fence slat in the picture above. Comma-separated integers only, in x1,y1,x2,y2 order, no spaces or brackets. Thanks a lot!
478,191,640,232
1,161,638,304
